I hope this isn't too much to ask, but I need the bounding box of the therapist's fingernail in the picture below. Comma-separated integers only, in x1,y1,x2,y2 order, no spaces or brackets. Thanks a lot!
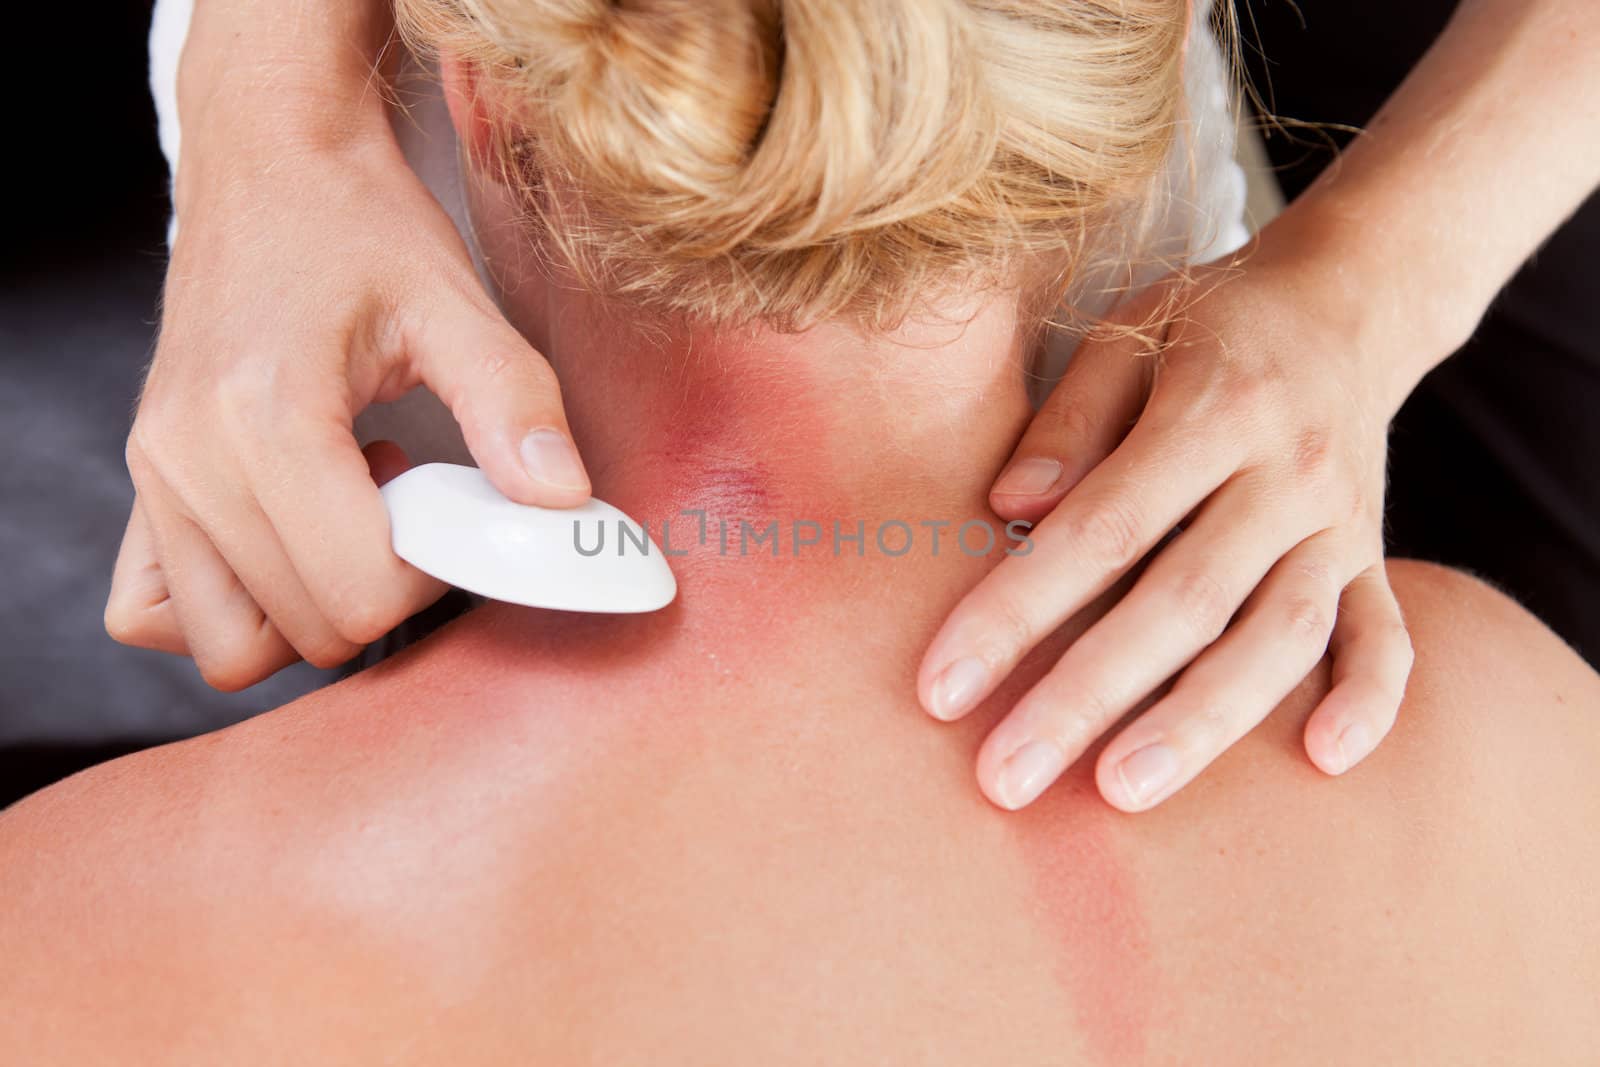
1334,722,1375,774
930,656,988,721
1115,743,1180,807
996,740,1068,810
520,428,589,492
993,457,1063,497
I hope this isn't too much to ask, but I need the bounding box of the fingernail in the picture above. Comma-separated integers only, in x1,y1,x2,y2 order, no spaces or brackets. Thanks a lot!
993,457,1063,497
1115,743,1179,807
520,428,589,491
930,656,989,720
996,740,1068,810
1335,722,1374,774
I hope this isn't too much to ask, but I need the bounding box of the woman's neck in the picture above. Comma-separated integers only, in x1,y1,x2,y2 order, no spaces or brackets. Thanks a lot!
523,284,1036,543
467,180,1040,625
465,277,1050,689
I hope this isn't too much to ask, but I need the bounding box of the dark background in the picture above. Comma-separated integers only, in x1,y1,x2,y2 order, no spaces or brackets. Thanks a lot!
1244,2,1600,669
0,3,332,805
2,1,1595,809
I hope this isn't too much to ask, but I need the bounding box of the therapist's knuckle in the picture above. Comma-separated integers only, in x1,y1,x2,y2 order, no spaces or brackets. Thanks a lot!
128,417,191,489
199,663,258,693
1388,623,1417,673
981,590,1041,664
1206,364,1267,426
327,596,395,647
1066,496,1145,572
475,345,517,386
1144,378,1193,429
481,337,544,388
1291,555,1338,594
1185,701,1233,751
103,596,145,647
1044,684,1116,753
1170,570,1234,643
124,427,153,480
197,637,267,693
1289,427,1336,483
1367,615,1415,670
323,572,410,646
214,361,278,440
1343,483,1373,526
1067,677,1122,737
526,353,565,403
1281,593,1333,645
302,634,361,671
1033,398,1096,449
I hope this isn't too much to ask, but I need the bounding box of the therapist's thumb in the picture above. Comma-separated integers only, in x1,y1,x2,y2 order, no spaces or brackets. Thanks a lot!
417,306,592,508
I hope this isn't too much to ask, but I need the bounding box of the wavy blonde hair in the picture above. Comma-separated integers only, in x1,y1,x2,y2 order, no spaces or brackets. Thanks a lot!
396,0,1191,331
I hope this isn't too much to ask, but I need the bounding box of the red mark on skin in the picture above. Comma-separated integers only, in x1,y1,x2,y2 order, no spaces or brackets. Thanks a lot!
1016,767,1158,1065
656,454,778,523
619,325,843,520
612,356,851,580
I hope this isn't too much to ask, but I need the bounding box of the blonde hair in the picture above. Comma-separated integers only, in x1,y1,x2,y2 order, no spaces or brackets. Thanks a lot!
396,0,1190,331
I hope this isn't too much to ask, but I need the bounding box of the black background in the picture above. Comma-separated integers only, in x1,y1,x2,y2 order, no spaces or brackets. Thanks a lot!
0,3,331,806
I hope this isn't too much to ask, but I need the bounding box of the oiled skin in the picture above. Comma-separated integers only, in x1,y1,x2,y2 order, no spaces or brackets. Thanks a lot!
1,556,1597,1065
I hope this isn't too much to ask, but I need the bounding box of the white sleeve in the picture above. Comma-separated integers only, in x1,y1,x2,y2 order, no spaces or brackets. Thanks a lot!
1180,0,1252,263
1136,0,1253,276
1033,0,1251,402
149,0,194,244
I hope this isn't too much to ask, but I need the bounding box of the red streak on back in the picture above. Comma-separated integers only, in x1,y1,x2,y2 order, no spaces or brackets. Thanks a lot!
1016,769,1159,1065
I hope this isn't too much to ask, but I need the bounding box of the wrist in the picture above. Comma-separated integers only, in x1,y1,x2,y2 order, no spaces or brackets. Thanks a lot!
1250,196,1491,418
171,65,394,221
173,3,395,216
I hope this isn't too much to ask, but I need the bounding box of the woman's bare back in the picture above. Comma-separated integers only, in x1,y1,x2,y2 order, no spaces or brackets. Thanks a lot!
2,560,1597,1064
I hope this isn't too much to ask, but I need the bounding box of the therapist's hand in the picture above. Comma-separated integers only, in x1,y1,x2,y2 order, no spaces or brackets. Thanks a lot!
919,235,1418,812
105,135,590,690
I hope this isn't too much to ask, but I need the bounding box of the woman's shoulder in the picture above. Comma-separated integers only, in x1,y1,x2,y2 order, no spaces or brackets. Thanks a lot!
1387,557,1600,718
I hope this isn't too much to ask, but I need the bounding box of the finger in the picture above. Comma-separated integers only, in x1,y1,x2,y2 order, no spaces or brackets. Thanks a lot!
134,474,299,691
971,472,1313,809
1089,530,1350,812
244,412,447,647
1302,563,1412,775
990,325,1158,523
918,406,1241,724
415,301,591,508
183,492,367,672
135,417,373,670
105,496,187,655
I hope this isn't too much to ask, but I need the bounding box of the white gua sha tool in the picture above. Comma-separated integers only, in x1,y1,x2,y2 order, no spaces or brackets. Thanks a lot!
380,463,677,613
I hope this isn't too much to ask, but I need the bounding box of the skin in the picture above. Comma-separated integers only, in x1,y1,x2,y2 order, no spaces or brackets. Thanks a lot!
5,266,1599,1061
108,0,1600,814
921,0,1600,810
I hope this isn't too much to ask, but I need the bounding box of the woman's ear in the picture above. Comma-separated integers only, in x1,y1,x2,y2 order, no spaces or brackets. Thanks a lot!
440,56,497,173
